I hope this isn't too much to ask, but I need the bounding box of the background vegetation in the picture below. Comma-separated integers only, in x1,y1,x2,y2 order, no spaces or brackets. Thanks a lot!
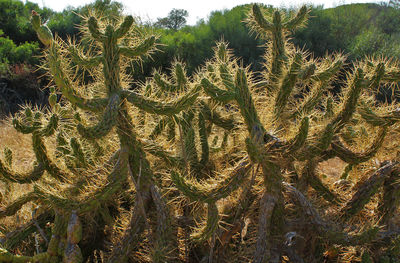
0,0,399,116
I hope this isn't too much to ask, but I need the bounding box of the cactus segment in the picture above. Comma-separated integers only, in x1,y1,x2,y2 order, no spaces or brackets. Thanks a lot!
283,5,309,30
30,11,53,46
77,94,120,139
40,114,59,137
286,117,309,154
154,73,176,92
0,192,38,219
200,101,236,131
251,4,274,31
274,52,302,119
198,110,209,166
12,118,39,134
332,127,387,164
191,202,219,241
0,160,44,184
123,85,200,116
330,68,365,132
120,36,156,58
201,78,235,103
341,162,396,220
171,160,250,203
68,46,103,68
114,15,134,39
88,16,104,40
234,69,265,137
359,102,400,127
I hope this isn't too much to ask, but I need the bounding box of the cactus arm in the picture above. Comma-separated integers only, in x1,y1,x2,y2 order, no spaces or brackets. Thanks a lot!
283,5,309,30
122,85,200,116
285,117,309,154
154,72,176,92
234,69,265,136
39,114,58,137
311,58,343,82
198,110,209,166
382,69,400,82
251,4,274,31
274,52,302,119
32,133,67,182
70,138,87,167
174,62,188,90
119,36,156,58
171,160,250,203
77,94,120,139
31,12,107,112
201,78,235,103
47,44,107,112
0,160,44,184
0,192,38,219
149,117,169,140
358,102,400,127
219,64,236,92
114,15,134,39
191,202,219,241
368,62,385,88
292,81,328,118
201,102,236,131
88,16,104,41
330,68,365,132
332,127,387,164
341,162,396,220
142,139,183,167
34,148,129,213
12,118,40,134
68,46,103,68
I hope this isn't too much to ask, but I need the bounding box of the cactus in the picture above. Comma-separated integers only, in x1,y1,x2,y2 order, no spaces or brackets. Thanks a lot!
1,5,400,263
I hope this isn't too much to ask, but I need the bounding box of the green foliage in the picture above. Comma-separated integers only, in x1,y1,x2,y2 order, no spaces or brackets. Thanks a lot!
155,8,188,30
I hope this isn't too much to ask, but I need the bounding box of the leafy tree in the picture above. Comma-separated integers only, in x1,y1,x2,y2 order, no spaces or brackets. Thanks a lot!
155,8,188,30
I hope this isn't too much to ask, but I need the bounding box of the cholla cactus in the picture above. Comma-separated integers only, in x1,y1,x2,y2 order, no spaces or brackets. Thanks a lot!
198,4,400,262
1,5,400,263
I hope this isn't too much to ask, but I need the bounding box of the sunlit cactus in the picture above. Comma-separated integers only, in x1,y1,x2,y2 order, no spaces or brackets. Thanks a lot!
198,4,400,262
1,4,400,263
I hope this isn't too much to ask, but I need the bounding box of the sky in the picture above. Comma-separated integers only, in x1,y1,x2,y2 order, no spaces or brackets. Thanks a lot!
26,0,382,25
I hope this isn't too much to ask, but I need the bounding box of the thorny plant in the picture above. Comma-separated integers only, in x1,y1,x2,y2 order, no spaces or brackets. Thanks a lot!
0,4,400,263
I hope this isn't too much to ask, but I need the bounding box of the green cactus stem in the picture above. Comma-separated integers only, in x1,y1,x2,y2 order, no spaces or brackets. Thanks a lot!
171,159,250,204
122,85,200,116
329,68,365,133
191,202,219,241
341,161,396,220
201,78,235,103
0,192,38,219
286,117,309,154
274,52,302,119
0,161,44,184
379,169,400,225
77,94,120,139
68,46,103,69
331,127,387,165
358,102,400,127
